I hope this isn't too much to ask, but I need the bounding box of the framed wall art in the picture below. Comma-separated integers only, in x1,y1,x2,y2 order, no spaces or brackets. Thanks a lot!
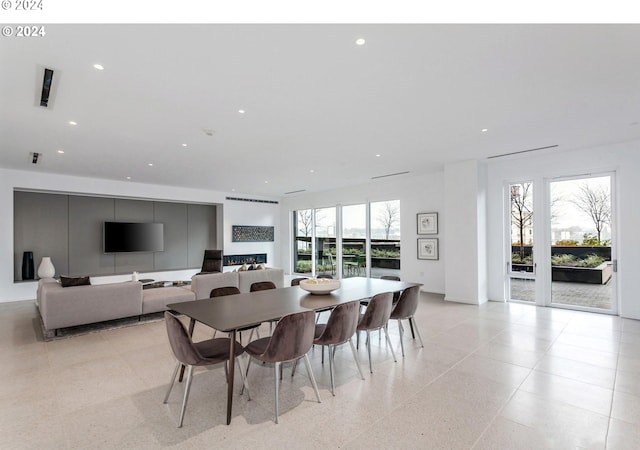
417,238,439,260
417,212,438,234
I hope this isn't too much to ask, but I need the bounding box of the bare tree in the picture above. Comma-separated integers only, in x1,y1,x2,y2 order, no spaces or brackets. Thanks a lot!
297,209,313,237
511,183,533,260
572,182,611,243
377,202,399,240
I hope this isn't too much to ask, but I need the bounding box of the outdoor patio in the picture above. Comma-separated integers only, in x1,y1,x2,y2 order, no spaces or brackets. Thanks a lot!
511,278,613,310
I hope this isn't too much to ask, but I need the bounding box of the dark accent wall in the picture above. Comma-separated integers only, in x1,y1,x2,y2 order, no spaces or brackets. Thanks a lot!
13,191,218,280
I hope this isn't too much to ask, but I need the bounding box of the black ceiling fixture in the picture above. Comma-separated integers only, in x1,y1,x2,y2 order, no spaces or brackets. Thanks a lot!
40,68,54,107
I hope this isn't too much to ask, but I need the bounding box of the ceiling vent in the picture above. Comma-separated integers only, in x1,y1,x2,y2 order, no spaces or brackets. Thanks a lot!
371,171,410,180
487,145,559,159
40,68,54,107
284,189,306,195
226,196,279,205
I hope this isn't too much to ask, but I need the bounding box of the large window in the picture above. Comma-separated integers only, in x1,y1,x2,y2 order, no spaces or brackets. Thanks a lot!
292,201,400,278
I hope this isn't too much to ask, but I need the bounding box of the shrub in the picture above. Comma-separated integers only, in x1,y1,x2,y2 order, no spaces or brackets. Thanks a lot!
512,253,533,264
551,253,605,268
555,240,578,246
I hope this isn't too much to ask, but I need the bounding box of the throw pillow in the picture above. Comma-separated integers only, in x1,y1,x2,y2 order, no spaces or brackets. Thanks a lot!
257,263,265,270
60,275,91,287
238,263,248,272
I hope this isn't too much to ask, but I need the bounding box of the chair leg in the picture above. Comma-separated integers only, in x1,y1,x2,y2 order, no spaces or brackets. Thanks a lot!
328,345,335,396
410,317,424,348
163,360,180,404
303,354,321,404
274,362,280,424
291,358,298,377
236,356,251,400
224,360,229,382
241,356,252,396
398,319,405,357
178,365,194,428
408,317,416,339
348,338,365,380
366,330,373,373
383,325,397,362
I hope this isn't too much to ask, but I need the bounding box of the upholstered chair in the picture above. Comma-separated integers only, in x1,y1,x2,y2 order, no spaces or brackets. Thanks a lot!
163,312,249,427
290,277,308,286
249,281,276,292
309,300,364,395
199,249,223,274
389,285,423,356
356,291,397,373
210,286,260,343
244,311,321,423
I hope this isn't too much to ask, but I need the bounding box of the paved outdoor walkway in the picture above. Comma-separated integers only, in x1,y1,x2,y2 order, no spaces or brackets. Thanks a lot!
512,278,612,310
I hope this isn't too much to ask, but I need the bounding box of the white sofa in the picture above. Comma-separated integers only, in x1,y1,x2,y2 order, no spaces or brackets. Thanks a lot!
190,268,285,299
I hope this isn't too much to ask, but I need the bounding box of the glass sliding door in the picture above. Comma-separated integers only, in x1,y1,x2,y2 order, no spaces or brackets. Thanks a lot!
507,182,536,302
342,204,366,278
370,200,401,279
315,207,336,277
293,209,313,275
548,174,615,313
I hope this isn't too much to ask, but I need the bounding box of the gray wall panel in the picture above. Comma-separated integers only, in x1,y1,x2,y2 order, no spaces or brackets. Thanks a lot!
154,201,189,270
13,191,69,280
13,191,219,279
188,204,217,268
68,195,115,275
113,199,154,272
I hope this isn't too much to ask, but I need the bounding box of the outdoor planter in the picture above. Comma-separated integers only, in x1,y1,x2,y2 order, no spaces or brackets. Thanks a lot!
511,262,612,284
551,262,612,284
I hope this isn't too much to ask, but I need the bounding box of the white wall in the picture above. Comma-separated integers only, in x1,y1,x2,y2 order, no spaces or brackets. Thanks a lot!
279,171,446,294
0,168,280,303
443,160,488,305
486,140,640,320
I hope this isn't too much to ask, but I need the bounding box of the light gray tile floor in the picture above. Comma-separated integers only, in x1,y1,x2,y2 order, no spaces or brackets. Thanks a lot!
1,291,639,449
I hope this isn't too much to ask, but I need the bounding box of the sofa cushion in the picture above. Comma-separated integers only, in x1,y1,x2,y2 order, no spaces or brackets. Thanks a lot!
60,275,91,287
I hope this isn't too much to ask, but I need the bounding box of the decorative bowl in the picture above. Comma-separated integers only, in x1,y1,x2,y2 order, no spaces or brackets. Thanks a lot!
299,278,341,295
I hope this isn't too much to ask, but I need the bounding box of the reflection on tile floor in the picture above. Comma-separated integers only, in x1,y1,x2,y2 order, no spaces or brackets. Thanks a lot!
1,291,639,449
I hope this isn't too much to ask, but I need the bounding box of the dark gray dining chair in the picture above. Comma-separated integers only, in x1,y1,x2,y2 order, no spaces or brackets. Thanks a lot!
210,286,260,343
163,312,249,427
380,275,402,305
310,300,364,395
290,277,308,286
356,291,397,373
244,310,321,423
249,281,277,333
390,285,424,356
250,281,276,292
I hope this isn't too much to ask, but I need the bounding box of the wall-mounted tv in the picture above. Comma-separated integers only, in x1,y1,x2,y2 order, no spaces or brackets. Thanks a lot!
103,222,164,253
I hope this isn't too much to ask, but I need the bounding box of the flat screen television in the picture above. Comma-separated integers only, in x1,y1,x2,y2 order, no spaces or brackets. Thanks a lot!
103,222,164,253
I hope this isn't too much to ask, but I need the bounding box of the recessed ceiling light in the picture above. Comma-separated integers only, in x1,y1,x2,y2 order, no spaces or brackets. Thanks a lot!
57,150,64,154
126,176,131,180
481,128,489,132
148,163,153,167
375,154,381,157
238,109,246,114
182,143,188,147
264,181,269,184
93,64,104,70
231,188,236,192
309,169,315,173
356,38,366,46
68,121,77,126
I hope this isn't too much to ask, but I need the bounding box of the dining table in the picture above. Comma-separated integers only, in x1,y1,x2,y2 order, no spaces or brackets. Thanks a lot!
167,276,422,425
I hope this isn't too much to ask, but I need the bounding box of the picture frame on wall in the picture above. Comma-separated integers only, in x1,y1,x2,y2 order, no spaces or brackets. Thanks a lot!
417,212,438,234
417,238,439,260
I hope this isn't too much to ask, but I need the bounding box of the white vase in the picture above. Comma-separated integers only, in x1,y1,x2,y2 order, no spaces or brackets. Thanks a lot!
37,257,55,279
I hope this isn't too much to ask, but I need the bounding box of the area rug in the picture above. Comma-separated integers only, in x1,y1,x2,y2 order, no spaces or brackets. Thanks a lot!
37,311,166,341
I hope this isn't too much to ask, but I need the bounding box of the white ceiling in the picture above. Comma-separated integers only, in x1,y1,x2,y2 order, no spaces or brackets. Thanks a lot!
2,24,640,197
